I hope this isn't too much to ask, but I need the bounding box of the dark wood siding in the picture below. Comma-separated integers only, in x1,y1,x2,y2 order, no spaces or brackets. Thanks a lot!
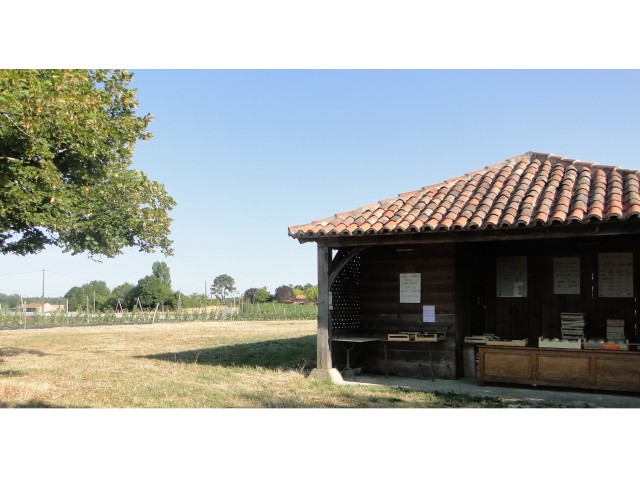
356,244,457,379
457,233,640,346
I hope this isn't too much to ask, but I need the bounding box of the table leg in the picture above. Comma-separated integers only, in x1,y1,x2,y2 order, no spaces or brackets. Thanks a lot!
342,344,355,378
429,343,434,382
384,342,389,376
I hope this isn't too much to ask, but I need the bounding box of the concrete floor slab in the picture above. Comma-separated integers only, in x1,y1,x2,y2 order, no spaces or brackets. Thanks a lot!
344,375,640,408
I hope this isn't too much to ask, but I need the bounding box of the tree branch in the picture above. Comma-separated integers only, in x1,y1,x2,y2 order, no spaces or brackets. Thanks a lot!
0,110,49,148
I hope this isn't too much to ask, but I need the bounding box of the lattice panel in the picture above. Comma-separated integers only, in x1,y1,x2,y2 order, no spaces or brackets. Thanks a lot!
331,253,361,333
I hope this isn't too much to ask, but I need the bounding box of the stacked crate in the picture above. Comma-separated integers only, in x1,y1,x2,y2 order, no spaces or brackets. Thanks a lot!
606,319,625,342
560,312,585,340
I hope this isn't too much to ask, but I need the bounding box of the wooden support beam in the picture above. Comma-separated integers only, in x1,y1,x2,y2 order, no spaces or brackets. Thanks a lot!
329,246,368,288
317,244,332,370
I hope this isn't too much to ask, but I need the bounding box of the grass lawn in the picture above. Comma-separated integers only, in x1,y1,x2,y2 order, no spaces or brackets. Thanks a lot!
1,320,556,408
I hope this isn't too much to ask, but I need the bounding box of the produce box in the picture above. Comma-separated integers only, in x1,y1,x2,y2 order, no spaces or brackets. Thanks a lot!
603,341,629,351
387,333,410,341
414,332,446,342
487,338,528,347
538,337,582,350
584,340,604,350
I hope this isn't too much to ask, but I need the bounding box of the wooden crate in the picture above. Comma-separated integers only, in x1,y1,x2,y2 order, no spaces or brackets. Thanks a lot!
464,336,489,344
538,337,582,350
413,333,440,342
584,340,604,350
486,338,528,347
399,331,420,341
387,333,410,341
603,341,629,351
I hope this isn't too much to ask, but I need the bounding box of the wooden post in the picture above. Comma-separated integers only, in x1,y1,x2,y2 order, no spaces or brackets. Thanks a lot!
308,244,343,383
317,244,332,370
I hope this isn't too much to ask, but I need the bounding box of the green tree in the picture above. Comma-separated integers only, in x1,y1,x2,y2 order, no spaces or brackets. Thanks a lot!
210,274,236,303
274,285,295,303
303,285,318,303
108,282,135,310
130,275,173,309
0,293,21,310
0,69,175,257
253,287,271,303
64,280,111,312
152,261,171,288
244,287,271,303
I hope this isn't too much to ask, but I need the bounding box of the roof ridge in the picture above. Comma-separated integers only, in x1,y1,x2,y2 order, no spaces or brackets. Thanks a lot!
531,151,640,174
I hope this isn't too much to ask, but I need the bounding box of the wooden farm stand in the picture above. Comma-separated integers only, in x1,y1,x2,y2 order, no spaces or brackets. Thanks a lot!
289,152,640,392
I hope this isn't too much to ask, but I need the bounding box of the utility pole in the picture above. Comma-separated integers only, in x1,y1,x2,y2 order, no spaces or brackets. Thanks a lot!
41,269,45,314
204,281,207,313
21,295,26,329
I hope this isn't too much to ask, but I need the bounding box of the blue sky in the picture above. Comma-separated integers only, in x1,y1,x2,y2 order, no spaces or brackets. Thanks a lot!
3,69,640,299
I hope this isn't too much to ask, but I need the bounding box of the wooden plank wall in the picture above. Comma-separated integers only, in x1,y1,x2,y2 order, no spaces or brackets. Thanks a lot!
456,233,640,345
357,244,457,379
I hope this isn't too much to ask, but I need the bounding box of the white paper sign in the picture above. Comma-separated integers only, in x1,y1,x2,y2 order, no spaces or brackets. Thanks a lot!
496,256,527,298
554,257,580,294
400,273,421,303
598,252,633,298
423,305,436,323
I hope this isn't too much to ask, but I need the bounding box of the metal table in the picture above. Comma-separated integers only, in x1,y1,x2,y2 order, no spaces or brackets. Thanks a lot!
331,336,382,378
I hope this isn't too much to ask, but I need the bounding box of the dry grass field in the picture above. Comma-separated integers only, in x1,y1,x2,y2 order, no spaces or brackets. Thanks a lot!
1,320,550,408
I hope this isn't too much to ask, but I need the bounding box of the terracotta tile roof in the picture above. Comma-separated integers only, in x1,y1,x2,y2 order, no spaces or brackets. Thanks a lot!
288,152,640,239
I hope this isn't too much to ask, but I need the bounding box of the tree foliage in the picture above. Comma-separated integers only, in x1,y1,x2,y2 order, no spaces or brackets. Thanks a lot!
210,274,236,302
0,292,21,310
243,287,271,303
0,69,175,257
109,282,135,310
274,285,295,303
64,280,111,312
130,275,173,309
303,285,318,303
152,261,171,288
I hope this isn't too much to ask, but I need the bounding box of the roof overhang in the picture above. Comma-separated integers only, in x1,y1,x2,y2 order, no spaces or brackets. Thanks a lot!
296,218,640,248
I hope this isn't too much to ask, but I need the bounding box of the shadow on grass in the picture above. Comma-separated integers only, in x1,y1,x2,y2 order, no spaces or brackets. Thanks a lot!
0,347,48,357
141,335,317,372
0,347,49,366
0,399,64,408
0,369,26,377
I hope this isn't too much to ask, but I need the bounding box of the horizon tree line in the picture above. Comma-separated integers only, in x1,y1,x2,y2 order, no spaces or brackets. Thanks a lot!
0,263,318,312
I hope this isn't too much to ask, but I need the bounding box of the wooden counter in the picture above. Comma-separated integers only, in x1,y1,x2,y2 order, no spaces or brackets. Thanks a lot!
478,345,640,393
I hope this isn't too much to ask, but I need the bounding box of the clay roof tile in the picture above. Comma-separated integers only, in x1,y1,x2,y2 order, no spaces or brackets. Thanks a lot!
288,152,640,239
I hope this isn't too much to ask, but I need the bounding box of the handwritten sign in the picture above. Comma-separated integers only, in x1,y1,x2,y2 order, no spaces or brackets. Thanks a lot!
400,273,421,303
554,257,580,294
598,252,633,298
496,256,527,298
423,305,436,323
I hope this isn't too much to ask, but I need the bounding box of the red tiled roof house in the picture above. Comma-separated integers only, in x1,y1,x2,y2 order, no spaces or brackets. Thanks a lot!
289,152,640,392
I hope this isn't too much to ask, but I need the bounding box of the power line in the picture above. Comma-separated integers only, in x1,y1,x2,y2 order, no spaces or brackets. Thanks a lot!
44,269,91,282
0,270,42,277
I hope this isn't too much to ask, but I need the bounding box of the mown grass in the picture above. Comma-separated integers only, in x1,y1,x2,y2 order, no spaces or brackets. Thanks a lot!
1,320,560,408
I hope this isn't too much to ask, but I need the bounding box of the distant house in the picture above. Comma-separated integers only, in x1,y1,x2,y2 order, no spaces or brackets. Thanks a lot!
20,302,65,313
294,294,314,305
